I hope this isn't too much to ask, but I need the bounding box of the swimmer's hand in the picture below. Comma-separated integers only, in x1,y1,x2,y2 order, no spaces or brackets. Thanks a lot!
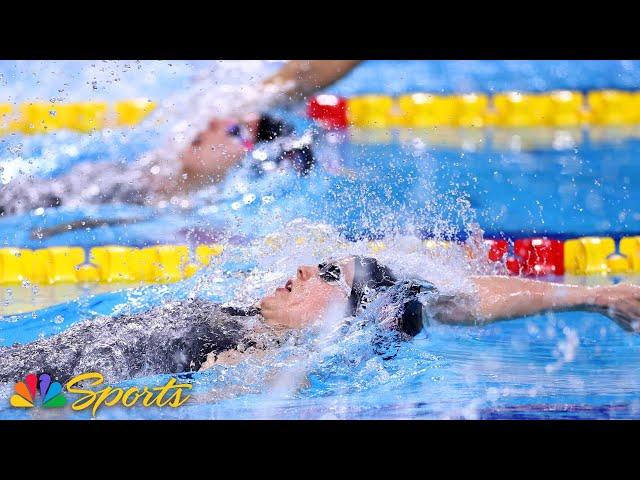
200,349,247,369
591,284,640,333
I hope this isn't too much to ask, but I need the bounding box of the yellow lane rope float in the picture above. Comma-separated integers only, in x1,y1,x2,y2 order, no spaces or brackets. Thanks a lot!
308,90,640,129
349,90,640,128
0,244,224,285
0,99,156,135
1,236,639,286
3,90,640,137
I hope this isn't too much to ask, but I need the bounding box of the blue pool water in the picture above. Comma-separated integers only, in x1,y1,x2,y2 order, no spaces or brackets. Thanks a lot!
1,60,640,419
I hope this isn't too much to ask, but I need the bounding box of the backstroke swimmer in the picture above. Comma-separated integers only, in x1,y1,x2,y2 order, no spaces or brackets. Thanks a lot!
0,61,361,217
1,255,638,385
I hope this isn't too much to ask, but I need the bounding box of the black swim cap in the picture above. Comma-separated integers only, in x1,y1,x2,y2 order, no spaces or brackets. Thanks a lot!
349,256,437,338
348,256,397,315
249,115,316,177
255,114,294,142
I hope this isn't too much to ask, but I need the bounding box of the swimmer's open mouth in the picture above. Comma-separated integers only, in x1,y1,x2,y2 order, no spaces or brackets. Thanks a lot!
277,279,293,294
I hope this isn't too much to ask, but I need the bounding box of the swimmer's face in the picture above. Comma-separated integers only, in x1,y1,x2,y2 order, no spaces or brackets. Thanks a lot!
179,117,259,180
260,257,356,329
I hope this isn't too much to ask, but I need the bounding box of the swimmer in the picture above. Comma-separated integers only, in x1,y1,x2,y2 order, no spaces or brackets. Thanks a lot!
0,61,361,217
1,256,639,384
0,113,311,216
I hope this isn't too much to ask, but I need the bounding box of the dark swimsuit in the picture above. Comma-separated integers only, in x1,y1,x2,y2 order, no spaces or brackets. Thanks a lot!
0,299,264,384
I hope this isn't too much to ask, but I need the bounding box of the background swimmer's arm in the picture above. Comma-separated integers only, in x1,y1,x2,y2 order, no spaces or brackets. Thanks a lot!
160,61,360,194
263,60,361,102
432,276,640,332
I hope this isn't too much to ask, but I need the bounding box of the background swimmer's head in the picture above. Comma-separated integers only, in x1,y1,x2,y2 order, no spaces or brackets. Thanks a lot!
179,118,256,178
259,256,430,337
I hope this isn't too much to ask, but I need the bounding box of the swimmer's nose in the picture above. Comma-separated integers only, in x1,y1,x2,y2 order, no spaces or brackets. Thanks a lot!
191,133,203,147
297,265,317,281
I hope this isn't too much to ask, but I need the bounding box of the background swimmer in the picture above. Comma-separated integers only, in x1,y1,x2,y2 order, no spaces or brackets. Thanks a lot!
0,114,301,215
0,61,360,217
1,255,638,385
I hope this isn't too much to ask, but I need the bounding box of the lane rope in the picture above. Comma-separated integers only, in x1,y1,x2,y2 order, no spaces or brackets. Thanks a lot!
3,89,640,137
308,90,640,129
1,236,639,285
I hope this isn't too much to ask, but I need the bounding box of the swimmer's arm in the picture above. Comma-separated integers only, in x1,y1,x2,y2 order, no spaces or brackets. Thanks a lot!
432,276,640,331
263,60,361,101
468,276,600,323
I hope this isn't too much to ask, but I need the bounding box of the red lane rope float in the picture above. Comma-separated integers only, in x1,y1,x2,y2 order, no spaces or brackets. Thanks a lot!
307,95,348,129
486,236,640,276
486,238,564,276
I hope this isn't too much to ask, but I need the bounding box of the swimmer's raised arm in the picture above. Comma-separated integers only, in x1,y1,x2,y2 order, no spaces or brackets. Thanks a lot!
431,276,640,333
263,60,361,102
159,61,360,194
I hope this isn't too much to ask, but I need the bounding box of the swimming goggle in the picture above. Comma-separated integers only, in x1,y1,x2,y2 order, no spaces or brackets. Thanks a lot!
317,260,352,297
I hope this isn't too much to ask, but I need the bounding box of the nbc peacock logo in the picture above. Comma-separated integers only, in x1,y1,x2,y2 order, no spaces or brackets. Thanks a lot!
10,373,67,409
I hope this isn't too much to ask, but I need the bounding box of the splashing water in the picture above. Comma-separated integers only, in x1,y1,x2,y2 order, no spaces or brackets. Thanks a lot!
3,61,640,419
138,60,285,169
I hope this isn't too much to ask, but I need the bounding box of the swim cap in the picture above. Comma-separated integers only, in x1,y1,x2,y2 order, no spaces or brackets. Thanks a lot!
348,256,397,315
255,114,294,142
227,114,293,146
349,256,437,338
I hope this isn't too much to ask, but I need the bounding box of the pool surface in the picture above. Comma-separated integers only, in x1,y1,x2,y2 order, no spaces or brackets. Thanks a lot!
1,60,639,419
